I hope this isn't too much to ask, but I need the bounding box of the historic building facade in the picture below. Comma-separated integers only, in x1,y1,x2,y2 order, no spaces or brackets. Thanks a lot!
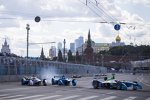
1,39,11,54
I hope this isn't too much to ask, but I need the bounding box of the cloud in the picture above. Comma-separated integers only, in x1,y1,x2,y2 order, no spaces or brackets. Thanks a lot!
115,0,150,5
0,0,93,19
0,5,5,11
0,0,150,57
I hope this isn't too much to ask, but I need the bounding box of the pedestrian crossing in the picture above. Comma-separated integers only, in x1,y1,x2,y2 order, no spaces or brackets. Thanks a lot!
0,93,149,100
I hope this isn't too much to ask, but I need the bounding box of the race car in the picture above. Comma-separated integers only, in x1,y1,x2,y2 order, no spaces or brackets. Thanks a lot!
21,76,47,86
71,75,82,78
92,75,142,90
51,75,77,86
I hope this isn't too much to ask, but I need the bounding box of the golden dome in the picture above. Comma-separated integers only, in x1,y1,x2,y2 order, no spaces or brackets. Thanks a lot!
116,35,121,42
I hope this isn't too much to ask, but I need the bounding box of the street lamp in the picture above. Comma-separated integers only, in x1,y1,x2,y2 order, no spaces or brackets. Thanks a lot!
26,24,30,58
101,54,104,67
63,39,66,62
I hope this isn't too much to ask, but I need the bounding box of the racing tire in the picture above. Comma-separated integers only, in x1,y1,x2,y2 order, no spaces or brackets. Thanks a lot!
106,83,110,89
92,81,99,89
51,78,55,85
66,81,70,86
116,81,122,90
117,85,121,90
58,80,63,85
72,79,77,86
133,86,137,90
43,79,47,86
28,80,33,86
21,78,25,85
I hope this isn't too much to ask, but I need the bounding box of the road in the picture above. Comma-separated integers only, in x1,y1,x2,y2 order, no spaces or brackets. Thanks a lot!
0,73,150,100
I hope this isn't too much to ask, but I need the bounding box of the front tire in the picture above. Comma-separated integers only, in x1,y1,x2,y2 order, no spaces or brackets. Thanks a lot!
117,85,121,90
92,81,99,89
72,79,77,86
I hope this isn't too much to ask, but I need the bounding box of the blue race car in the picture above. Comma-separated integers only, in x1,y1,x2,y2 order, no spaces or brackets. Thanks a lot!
116,80,142,90
21,76,47,86
51,75,77,86
92,74,142,90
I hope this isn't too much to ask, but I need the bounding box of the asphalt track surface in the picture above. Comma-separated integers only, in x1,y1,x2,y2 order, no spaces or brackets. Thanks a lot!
0,73,150,100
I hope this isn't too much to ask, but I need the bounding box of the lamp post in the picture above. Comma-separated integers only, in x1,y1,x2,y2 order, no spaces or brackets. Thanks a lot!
63,39,66,62
26,24,30,58
101,54,104,67
81,44,83,64
25,24,30,74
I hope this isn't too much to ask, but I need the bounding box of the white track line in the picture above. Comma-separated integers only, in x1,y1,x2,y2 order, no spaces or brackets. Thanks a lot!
123,96,137,100
0,87,39,92
77,96,99,100
32,95,61,100
137,75,150,87
11,95,44,100
100,96,117,100
145,97,150,100
56,95,80,100
1,95,24,99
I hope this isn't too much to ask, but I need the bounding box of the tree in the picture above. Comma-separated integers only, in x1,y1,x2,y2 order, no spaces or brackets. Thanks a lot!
40,47,45,60
109,46,126,56
52,57,57,61
76,51,81,63
58,49,63,62
67,50,73,62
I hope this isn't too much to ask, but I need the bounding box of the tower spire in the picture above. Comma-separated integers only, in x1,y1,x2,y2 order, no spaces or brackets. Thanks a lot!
40,47,45,60
4,38,8,45
87,29,92,47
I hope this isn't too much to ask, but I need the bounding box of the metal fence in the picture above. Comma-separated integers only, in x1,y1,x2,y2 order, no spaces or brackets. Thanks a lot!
0,56,107,76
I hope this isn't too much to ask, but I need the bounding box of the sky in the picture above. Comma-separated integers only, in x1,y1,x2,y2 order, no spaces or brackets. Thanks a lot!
0,0,150,57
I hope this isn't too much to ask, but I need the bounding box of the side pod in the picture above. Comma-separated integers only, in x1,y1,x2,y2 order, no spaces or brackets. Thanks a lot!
121,83,128,90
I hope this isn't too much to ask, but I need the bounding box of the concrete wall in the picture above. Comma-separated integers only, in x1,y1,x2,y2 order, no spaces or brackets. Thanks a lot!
0,56,107,82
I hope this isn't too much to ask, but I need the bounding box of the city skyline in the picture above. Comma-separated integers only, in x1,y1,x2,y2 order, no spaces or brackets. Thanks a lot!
0,0,150,57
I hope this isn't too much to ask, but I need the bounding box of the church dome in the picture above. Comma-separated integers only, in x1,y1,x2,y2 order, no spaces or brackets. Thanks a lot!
116,35,121,42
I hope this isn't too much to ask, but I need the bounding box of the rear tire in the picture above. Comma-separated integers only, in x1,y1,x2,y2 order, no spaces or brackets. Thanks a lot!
133,86,137,90
51,78,55,85
43,79,47,86
116,81,122,90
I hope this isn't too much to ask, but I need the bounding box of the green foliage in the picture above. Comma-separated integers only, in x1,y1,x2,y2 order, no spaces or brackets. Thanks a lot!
76,51,81,62
109,46,127,56
52,57,57,61
67,50,74,62
98,45,150,56
58,49,63,62
40,47,45,60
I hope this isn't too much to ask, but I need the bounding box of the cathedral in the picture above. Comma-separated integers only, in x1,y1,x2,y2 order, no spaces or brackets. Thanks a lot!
111,35,125,47
1,39,11,54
